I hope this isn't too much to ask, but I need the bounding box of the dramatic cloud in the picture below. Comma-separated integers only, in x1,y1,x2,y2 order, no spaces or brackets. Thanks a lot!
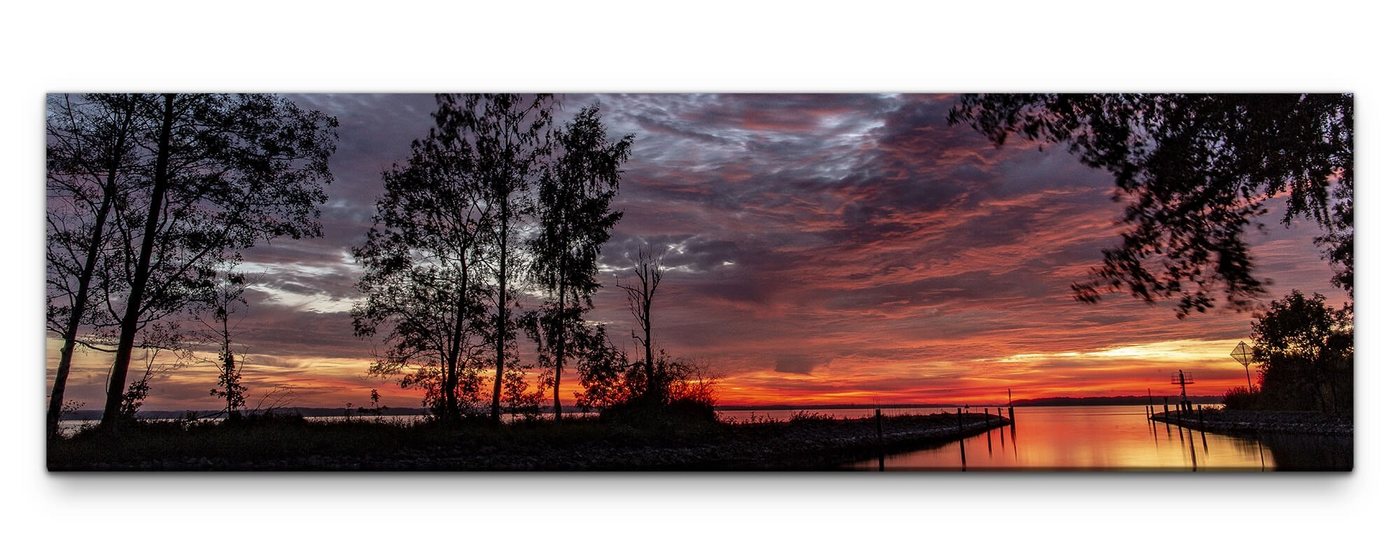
48,94,1346,410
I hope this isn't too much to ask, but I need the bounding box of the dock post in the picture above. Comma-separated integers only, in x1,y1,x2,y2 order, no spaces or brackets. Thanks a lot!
1008,406,1016,427
875,409,883,440
875,409,884,471
984,408,990,429
956,408,967,470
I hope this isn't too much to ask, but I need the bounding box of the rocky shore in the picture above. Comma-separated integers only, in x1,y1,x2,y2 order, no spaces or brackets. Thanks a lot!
49,412,1008,471
1152,409,1352,436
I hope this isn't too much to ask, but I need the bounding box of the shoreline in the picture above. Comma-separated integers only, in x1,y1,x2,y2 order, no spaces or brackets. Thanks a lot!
49,412,1009,471
1152,409,1352,437
54,400,1217,421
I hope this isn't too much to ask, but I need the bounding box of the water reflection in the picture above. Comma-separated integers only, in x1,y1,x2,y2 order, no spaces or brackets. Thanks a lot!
845,405,1348,471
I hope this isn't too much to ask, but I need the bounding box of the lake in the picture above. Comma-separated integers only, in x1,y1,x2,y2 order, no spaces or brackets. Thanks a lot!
837,405,1350,471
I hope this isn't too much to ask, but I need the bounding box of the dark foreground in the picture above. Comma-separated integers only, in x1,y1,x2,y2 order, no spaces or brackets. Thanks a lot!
49,413,1008,471
1153,409,1353,471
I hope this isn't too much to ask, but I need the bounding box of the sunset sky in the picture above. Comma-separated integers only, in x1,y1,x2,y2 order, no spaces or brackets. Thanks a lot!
47,93,1346,410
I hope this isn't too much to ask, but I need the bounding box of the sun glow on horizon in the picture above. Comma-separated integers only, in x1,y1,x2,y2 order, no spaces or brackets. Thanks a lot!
990,338,1241,365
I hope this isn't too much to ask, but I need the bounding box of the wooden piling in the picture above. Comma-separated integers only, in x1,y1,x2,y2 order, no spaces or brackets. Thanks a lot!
956,408,967,470
875,409,885,471
875,409,884,440
1008,406,1016,426
958,436,967,471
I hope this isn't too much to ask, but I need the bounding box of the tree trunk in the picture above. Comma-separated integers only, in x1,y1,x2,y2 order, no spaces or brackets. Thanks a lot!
553,271,565,422
644,294,655,403
100,94,175,429
444,255,469,420
219,309,240,420
490,221,507,422
48,191,115,438
1329,367,1340,415
443,361,459,420
48,101,133,439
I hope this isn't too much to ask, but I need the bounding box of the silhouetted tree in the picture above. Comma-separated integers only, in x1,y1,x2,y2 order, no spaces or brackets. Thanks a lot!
618,246,665,405
201,269,248,420
502,368,544,419
576,345,719,423
661,356,719,407
949,94,1353,316
48,94,213,431
525,104,631,421
98,94,336,429
573,324,629,411
432,94,555,422
45,94,143,438
1251,291,1353,413
352,99,497,420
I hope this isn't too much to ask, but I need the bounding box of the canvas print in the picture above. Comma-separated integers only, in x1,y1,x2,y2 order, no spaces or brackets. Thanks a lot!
44,93,1353,471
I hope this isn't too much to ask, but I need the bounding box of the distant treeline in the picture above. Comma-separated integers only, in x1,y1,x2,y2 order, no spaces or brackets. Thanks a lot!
719,398,1224,410
1012,395,1224,407
59,407,430,421
61,396,1229,420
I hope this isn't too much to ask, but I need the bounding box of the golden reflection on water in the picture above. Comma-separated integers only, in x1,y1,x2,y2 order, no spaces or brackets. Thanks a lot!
844,405,1276,471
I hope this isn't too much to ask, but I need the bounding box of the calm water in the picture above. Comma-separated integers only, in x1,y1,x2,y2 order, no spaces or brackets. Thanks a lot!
845,405,1350,471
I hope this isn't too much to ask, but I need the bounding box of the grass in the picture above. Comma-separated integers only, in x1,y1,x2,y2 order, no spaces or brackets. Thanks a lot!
49,411,1004,471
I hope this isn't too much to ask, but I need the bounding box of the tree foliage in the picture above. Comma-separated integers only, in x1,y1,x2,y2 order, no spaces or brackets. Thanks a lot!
45,94,143,437
436,94,554,422
949,94,1353,316
202,269,249,420
1248,291,1353,413
352,99,496,420
96,94,337,428
574,340,718,417
354,94,556,422
525,104,631,420
572,324,631,411
47,94,336,431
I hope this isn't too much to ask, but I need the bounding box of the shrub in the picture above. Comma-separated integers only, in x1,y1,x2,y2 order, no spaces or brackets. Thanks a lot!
1222,386,1261,411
